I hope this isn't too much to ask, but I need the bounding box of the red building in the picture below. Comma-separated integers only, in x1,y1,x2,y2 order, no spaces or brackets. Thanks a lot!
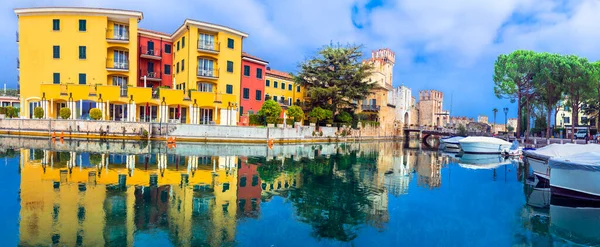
240,52,268,125
137,29,173,89
237,157,262,218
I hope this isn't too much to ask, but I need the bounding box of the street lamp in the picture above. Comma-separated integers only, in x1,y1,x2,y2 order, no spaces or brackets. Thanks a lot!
193,99,197,124
503,107,509,133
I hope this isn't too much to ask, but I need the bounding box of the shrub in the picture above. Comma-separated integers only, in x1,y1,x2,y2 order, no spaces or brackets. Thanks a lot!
0,107,6,114
335,112,352,124
308,107,332,126
60,107,71,119
5,106,14,118
258,100,282,124
90,108,102,120
457,124,468,136
89,153,102,165
287,105,304,122
141,128,149,138
34,107,44,119
249,114,265,126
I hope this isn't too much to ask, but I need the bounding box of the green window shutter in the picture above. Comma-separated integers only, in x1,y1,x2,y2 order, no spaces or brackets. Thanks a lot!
243,88,249,99
164,64,171,75
53,46,60,58
240,106,243,116
53,19,60,31
53,73,60,84
79,73,86,85
182,36,185,48
79,46,86,59
227,61,234,73
227,38,234,49
226,85,233,94
244,65,250,76
256,68,262,79
181,59,185,71
281,83,285,90
79,20,86,31
256,90,262,100
274,81,278,88
165,44,171,54
177,41,180,51
297,86,300,92
266,80,270,87
288,84,292,91
176,62,179,73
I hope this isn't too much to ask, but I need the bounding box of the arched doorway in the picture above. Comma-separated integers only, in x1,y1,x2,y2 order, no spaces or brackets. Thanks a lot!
404,112,409,126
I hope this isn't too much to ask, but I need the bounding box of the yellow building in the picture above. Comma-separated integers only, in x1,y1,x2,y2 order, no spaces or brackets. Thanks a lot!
15,7,247,125
264,68,306,108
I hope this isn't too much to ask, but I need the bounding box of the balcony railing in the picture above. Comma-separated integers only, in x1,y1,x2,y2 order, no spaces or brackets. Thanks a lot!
139,69,162,81
16,32,19,42
107,59,129,70
17,58,19,70
107,29,129,41
197,68,219,79
198,41,219,53
361,105,380,111
140,46,162,58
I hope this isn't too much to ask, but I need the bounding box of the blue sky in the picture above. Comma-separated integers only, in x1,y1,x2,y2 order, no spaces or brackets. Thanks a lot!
4,0,600,120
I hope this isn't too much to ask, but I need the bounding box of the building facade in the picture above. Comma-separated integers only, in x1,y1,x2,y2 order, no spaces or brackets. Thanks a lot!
388,85,412,126
137,29,173,89
264,68,306,108
416,90,449,127
477,115,489,124
240,53,267,117
361,49,396,132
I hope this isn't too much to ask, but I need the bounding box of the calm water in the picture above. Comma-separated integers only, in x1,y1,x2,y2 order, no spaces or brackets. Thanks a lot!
0,138,598,246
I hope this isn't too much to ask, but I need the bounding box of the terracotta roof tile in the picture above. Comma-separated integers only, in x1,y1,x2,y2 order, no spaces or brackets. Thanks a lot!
139,28,172,38
242,52,268,64
266,69,293,79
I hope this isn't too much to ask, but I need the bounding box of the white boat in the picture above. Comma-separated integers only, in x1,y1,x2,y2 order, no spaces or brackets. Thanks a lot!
458,153,511,170
440,136,464,151
458,136,512,154
524,144,600,180
550,202,600,245
549,152,600,201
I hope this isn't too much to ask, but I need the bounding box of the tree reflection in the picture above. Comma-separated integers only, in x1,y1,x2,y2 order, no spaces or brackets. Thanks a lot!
289,151,373,242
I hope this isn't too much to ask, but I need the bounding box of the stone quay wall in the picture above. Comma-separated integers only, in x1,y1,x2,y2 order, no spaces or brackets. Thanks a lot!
0,119,402,143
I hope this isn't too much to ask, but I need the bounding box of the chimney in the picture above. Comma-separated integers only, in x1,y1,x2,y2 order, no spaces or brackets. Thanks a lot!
266,66,271,71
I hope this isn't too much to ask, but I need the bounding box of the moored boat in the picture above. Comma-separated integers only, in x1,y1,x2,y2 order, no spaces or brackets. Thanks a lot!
549,152,600,202
458,136,512,154
440,136,464,152
524,144,600,181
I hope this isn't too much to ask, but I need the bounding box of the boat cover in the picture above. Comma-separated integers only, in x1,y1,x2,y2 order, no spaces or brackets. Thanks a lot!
524,144,600,161
441,136,465,144
458,136,511,145
549,152,600,172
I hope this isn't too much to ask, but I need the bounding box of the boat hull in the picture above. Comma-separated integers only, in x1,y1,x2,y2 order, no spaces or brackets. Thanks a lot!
550,167,600,201
526,155,550,181
550,204,600,244
459,142,512,154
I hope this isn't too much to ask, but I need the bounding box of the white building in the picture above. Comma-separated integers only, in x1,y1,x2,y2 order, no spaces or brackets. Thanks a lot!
388,85,412,125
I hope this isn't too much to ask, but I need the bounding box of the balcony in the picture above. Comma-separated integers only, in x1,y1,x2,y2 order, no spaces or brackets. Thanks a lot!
197,40,219,54
140,46,162,60
17,58,19,70
361,105,380,112
197,68,219,80
139,69,162,82
106,29,129,43
107,59,129,72
16,31,19,43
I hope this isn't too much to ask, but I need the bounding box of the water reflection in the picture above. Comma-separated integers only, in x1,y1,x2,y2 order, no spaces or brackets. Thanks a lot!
0,138,593,245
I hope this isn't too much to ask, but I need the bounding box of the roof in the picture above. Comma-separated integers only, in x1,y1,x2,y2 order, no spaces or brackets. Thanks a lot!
266,69,293,80
14,7,143,19
172,18,248,39
139,28,172,40
242,52,268,65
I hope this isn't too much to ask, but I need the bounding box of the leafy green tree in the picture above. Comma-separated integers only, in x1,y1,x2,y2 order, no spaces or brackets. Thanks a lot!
493,50,538,138
34,107,44,119
457,124,468,136
309,107,333,126
258,100,282,124
533,53,565,139
563,55,597,140
90,108,102,120
293,44,375,113
287,105,304,123
5,106,14,118
60,107,71,120
335,112,352,125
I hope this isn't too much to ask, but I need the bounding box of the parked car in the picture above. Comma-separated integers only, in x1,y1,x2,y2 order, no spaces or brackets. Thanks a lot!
574,129,588,139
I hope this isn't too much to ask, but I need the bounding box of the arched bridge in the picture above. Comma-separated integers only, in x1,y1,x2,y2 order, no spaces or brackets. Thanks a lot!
403,127,456,147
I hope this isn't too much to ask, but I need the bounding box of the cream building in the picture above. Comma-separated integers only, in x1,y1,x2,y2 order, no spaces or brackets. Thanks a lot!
388,85,412,126
416,90,449,127
360,49,396,134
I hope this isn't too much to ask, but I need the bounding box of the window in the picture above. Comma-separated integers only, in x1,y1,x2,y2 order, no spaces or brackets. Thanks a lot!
288,84,292,91
244,65,250,76
79,20,86,31
274,81,278,88
227,38,234,49
564,117,571,124
53,46,60,59
182,36,185,48
227,61,234,73
177,41,180,51
53,73,60,84
78,73,86,85
266,80,270,87
198,33,216,50
52,19,60,31
164,44,172,54
257,68,263,79
198,83,213,92
256,90,262,100
113,24,128,40
164,64,171,75
226,84,233,94
181,59,185,71
281,83,285,90
198,58,215,77
240,107,244,116
78,46,86,59
273,96,278,102
297,85,301,92
243,88,250,99
176,62,180,73
288,98,292,105
198,82,213,93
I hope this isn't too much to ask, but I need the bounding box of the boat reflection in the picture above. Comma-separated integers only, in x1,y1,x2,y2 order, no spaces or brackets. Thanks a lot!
458,154,511,170
550,197,600,245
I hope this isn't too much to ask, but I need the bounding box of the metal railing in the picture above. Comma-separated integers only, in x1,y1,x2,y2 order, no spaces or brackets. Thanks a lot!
140,46,161,57
361,105,380,111
139,69,162,80
107,58,129,70
107,29,129,41
198,41,219,52
197,68,219,78
16,32,19,42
